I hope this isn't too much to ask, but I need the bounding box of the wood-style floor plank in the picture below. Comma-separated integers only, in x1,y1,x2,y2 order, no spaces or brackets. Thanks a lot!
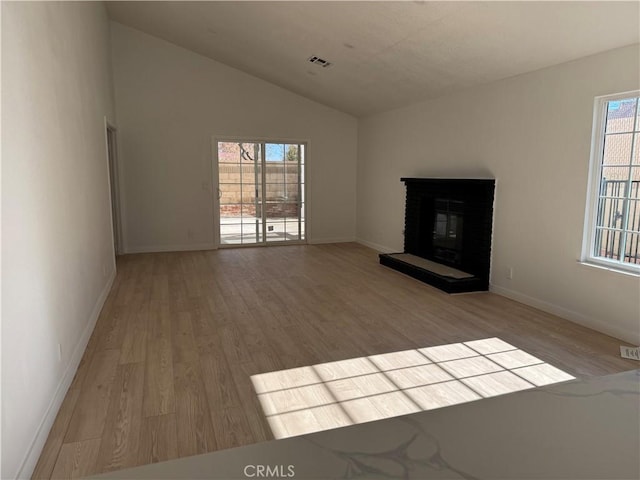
119,311,148,365
137,414,178,466
143,304,175,418
31,388,81,479
35,243,638,479
173,361,217,457
211,406,256,451
63,349,120,443
200,353,242,411
95,362,145,473
49,439,102,479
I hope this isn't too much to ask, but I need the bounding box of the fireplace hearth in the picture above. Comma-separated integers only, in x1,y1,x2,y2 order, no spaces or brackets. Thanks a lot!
380,178,495,293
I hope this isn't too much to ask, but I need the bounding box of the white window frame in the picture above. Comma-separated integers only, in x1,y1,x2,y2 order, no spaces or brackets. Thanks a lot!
581,90,640,275
212,137,308,248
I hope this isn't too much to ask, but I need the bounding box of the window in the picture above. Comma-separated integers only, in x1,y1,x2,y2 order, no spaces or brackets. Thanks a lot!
583,92,640,274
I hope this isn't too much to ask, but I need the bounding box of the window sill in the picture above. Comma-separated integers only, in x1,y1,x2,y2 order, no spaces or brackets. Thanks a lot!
577,259,640,278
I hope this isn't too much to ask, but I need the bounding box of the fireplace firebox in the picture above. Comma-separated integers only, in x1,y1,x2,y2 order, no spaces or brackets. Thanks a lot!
432,198,465,264
380,178,495,293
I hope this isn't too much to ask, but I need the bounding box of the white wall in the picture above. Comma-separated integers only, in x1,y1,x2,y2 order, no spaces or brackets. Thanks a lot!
110,23,358,252
357,44,640,344
1,3,117,477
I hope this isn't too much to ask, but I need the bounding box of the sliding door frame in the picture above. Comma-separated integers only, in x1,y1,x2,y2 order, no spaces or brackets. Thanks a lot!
212,136,309,248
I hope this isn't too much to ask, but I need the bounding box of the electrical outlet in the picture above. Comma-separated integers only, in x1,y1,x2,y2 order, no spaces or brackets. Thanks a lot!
57,343,62,362
620,346,640,360
506,266,513,280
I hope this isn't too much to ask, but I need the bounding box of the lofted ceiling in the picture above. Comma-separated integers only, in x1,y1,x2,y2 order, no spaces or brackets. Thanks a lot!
107,1,640,117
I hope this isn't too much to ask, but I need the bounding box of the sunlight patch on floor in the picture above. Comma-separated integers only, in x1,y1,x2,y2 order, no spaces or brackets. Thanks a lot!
251,337,575,439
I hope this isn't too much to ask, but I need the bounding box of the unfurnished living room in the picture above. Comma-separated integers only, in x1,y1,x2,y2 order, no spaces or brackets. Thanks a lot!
2,1,640,479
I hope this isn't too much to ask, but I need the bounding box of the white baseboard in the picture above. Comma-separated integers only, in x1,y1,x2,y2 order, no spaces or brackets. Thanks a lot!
308,237,355,245
127,240,359,252
355,238,397,253
490,283,638,345
124,242,217,254
16,269,116,479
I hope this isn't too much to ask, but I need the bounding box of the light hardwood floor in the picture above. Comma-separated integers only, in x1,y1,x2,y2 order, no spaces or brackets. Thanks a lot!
32,243,637,478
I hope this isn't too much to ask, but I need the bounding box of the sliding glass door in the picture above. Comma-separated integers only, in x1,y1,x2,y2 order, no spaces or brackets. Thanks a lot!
216,141,305,246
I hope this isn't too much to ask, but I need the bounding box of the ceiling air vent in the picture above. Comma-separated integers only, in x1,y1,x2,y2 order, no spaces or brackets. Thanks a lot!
308,56,332,68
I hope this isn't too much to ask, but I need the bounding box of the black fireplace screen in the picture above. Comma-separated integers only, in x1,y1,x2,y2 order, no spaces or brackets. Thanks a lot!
433,199,464,264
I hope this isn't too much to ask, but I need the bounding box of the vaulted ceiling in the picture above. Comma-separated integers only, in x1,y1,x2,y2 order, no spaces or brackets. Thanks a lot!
107,1,640,117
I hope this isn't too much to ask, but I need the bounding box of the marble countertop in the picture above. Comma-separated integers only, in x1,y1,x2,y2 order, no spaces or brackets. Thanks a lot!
92,369,640,479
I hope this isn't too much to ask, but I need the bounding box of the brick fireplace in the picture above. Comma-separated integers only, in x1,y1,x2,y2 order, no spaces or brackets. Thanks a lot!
380,178,495,293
